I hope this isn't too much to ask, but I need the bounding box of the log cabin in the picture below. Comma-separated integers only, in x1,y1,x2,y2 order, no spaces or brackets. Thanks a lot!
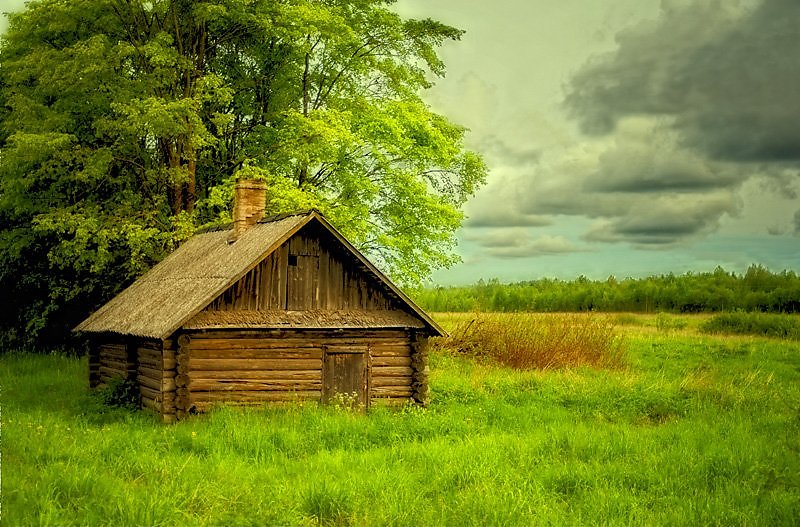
74,179,444,422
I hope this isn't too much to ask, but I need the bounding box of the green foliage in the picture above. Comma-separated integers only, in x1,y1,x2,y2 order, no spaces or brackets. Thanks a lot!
417,265,800,314
700,312,800,340
0,0,486,351
3,322,800,525
91,376,142,410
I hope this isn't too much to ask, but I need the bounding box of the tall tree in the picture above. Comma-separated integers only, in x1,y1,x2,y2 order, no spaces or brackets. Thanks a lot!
0,0,486,350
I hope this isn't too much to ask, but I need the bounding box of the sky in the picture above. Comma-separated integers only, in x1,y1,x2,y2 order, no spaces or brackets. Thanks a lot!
2,0,798,284
395,0,800,284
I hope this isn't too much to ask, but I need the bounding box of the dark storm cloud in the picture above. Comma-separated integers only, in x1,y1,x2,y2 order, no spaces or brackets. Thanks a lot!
582,193,738,247
584,140,742,194
565,0,800,164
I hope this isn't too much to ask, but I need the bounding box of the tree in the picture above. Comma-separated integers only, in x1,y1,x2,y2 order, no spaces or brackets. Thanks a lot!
0,0,486,350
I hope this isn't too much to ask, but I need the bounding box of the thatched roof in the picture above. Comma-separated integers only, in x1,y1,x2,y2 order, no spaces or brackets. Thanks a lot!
74,211,443,339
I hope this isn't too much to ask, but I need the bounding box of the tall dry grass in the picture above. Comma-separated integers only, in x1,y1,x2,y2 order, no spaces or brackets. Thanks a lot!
441,313,626,370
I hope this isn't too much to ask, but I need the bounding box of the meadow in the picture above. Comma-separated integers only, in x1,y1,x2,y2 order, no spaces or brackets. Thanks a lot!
2,313,799,526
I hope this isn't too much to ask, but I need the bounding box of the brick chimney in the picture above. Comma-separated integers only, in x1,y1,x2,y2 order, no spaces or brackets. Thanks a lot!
230,179,267,242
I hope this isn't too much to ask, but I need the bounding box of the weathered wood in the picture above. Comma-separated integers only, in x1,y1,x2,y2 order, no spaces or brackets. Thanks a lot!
370,376,412,388
138,346,162,357
190,379,322,392
189,390,321,404
322,350,367,406
370,356,412,367
371,386,413,397
137,365,162,381
371,366,413,377
139,374,176,392
187,369,321,381
189,329,408,340
141,396,161,412
186,358,322,371
368,346,411,357
188,348,323,360
139,385,160,401
99,357,128,370
99,365,126,378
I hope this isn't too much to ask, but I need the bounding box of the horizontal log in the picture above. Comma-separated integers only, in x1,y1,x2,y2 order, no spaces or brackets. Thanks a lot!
99,344,126,355
139,385,160,401
370,356,412,367
325,345,368,354
138,358,161,371
189,390,321,404
100,357,128,369
370,376,412,388
163,339,176,351
189,329,408,340
141,396,161,412
189,348,323,360
368,348,411,358
371,386,413,397
137,366,162,380
188,339,324,351
138,375,176,392
162,357,177,370
99,353,128,364
186,358,322,372
187,370,321,381
99,366,127,379
138,375,161,392
138,346,161,358
371,366,413,377
190,379,322,392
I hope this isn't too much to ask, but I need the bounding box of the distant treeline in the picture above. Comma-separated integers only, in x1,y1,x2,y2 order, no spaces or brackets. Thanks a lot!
417,265,800,313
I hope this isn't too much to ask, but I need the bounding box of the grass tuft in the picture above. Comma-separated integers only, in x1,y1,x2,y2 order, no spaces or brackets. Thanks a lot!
440,313,626,370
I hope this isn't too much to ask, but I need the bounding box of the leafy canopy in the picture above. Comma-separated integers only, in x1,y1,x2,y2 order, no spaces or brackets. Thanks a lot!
0,0,485,349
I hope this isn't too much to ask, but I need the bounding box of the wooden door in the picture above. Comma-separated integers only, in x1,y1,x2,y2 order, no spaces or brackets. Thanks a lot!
322,346,368,408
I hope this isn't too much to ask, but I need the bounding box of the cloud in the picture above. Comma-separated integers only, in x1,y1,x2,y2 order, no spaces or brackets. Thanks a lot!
501,0,800,248
794,210,800,237
582,192,739,247
465,209,551,228
565,0,800,164
465,229,588,258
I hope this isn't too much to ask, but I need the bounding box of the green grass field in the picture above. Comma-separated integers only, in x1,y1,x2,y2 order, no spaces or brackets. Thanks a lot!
2,313,799,526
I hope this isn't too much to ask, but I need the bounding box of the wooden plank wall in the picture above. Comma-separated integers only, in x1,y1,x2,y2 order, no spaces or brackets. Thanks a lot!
176,329,417,413
205,228,393,312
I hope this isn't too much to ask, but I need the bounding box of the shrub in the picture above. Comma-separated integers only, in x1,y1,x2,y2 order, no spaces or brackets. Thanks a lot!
92,376,141,409
442,313,626,370
699,312,800,340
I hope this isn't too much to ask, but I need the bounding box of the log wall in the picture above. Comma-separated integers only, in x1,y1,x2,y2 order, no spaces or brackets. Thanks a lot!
174,328,426,414
205,225,394,312
95,341,135,387
136,339,177,423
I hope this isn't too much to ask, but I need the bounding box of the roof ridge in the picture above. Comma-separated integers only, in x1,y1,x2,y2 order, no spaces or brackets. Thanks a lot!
258,209,319,224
